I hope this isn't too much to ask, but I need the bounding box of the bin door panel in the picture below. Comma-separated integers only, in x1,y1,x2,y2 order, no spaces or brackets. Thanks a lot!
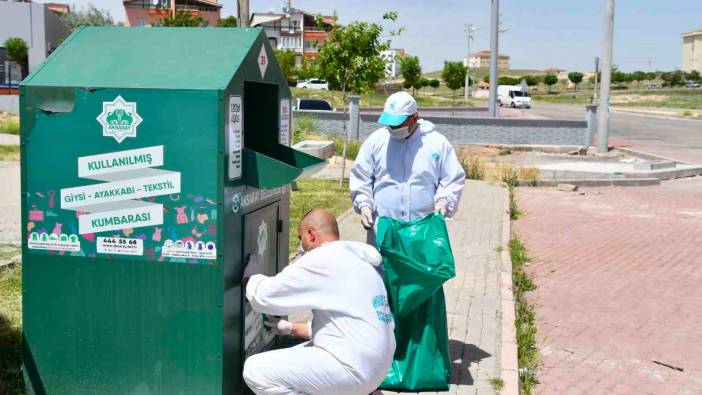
241,202,280,361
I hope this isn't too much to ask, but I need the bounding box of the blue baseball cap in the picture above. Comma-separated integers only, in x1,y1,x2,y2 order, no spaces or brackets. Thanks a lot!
378,91,418,127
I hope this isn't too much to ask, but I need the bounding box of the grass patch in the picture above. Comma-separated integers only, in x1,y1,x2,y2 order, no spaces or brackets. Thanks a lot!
289,179,352,252
509,237,538,394
458,154,540,190
0,246,24,394
489,377,505,392
0,145,20,161
0,113,19,135
461,156,486,181
291,87,475,109
531,88,702,110
0,119,19,135
294,115,362,160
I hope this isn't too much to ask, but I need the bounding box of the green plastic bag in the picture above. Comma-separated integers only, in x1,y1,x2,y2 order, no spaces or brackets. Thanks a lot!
377,213,456,391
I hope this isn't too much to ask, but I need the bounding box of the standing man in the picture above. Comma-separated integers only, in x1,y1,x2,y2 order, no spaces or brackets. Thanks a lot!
350,91,466,238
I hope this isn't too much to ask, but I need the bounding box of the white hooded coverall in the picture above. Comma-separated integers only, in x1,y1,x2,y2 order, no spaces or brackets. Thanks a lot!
350,120,466,224
243,241,396,395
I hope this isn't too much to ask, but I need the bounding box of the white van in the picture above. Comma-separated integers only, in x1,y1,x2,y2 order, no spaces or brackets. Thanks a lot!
497,85,531,109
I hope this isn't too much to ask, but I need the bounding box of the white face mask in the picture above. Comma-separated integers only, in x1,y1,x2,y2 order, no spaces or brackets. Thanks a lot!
388,125,411,140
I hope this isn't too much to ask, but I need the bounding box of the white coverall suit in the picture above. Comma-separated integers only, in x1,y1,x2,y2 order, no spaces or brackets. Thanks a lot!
350,120,466,227
243,241,396,395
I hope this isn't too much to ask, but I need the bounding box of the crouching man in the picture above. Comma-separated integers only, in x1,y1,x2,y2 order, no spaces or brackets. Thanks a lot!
241,208,396,395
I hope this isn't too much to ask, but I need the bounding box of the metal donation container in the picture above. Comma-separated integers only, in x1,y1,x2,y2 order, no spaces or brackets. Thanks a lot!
20,26,324,394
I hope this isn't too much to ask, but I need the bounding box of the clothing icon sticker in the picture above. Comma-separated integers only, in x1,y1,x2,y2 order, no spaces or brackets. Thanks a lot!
257,220,268,257
97,95,143,143
232,192,242,213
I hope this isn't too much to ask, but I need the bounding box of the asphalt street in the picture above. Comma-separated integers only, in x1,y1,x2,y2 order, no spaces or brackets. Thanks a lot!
527,104,702,164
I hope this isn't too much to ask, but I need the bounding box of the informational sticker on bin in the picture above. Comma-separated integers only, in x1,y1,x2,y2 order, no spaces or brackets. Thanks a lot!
27,140,219,263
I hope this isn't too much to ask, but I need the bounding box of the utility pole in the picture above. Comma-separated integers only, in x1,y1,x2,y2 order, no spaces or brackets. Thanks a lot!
592,56,599,104
488,0,500,117
596,0,615,153
464,24,476,102
238,0,250,27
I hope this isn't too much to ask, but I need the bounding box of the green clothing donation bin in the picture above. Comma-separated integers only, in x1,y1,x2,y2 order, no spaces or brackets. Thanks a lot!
19,26,324,394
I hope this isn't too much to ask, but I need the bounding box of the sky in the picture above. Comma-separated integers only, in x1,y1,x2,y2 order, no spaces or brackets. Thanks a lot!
42,0,702,73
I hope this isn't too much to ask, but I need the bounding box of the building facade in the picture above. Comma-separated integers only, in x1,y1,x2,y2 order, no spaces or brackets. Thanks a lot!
0,1,70,77
466,50,510,71
123,0,222,27
251,7,333,66
381,49,404,78
682,29,702,73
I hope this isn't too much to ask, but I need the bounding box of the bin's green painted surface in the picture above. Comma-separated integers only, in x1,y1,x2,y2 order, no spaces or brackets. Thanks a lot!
20,27,319,394
25,27,260,90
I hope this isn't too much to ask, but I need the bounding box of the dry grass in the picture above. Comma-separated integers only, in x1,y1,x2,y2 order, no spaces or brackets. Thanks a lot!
460,152,541,186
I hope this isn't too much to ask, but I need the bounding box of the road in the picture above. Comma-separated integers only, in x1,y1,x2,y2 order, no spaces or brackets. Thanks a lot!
527,104,702,164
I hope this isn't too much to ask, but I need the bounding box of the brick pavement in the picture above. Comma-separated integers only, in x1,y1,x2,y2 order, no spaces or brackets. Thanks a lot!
513,177,702,394
339,180,510,395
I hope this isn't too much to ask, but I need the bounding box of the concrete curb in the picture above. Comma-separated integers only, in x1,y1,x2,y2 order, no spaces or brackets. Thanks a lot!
616,147,699,166
499,185,519,395
518,178,661,187
476,143,586,154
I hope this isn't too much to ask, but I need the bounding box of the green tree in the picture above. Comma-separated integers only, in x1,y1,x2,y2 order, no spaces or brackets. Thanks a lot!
155,10,205,27
685,70,701,83
568,71,584,91
418,77,431,96
483,75,490,83
296,58,317,81
59,5,115,30
217,15,237,27
630,70,647,90
4,37,28,66
543,73,558,93
498,76,519,85
441,61,467,104
611,68,629,88
429,78,440,93
400,55,422,96
661,71,685,87
4,37,29,77
273,49,297,86
316,12,397,185
522,75,538,86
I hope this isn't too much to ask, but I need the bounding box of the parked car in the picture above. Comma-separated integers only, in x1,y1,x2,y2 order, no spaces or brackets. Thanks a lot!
685,81,701,88
294,98,335,112
646,83,659,89
497,85,532,109
296,79,329,90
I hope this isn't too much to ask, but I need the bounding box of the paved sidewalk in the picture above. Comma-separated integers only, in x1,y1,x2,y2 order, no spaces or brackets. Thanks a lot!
339,181,509,395
513,178,702,394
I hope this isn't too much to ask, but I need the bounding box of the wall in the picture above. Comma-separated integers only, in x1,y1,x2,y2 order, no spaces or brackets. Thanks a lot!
682,35,701,73
0,2,68,73
294,111,589,146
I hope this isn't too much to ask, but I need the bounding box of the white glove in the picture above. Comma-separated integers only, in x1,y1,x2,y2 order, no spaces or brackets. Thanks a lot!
360,206,374,229
263,316,292,336
435,200,448,216
243,253,262,279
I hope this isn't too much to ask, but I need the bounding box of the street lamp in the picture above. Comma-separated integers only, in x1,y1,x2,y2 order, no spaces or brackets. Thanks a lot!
464,24,477,102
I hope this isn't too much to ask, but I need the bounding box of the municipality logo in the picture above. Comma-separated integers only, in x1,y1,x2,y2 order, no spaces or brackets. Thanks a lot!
97,95,143,143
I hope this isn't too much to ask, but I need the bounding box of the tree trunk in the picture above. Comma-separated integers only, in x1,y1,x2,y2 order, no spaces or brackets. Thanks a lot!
339,88,348,188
